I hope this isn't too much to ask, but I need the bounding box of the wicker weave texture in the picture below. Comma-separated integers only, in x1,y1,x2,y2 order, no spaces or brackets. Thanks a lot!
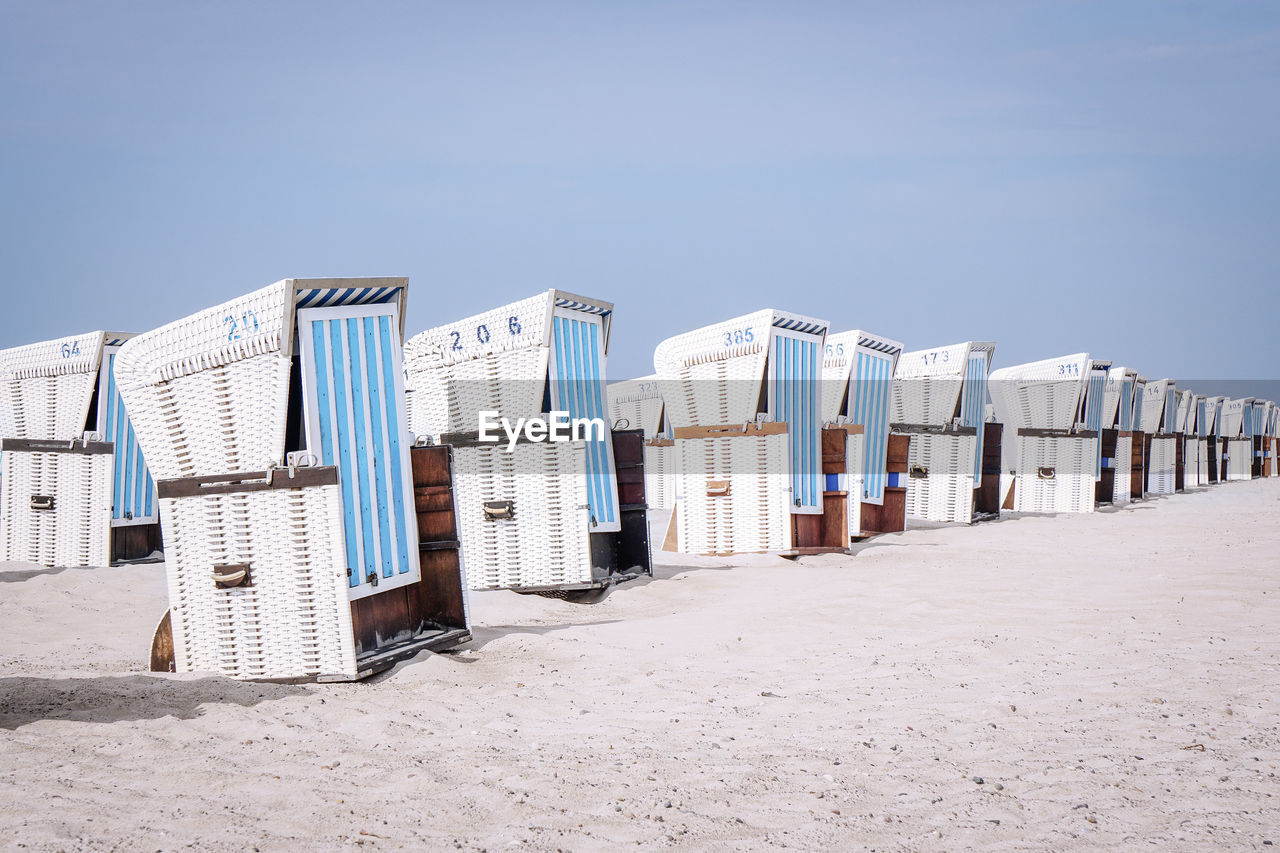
644,443,676,512
1013,436,1097,514
674,432,790,555
114,283,293,479
0,332,105,441
0,450,112,567
892,343,971,426
989,354,1091,434
406,292,555,368
843,431,864,535
654,310,778,428
1140,380,1172,434
161,482,357,681
406,346,548,437
1185,438,1203,487
1113,436,1133,504
1147,437,1177,495
1225,438,1252,481
449,442,592,590
608,377,664,437
903,433,977,524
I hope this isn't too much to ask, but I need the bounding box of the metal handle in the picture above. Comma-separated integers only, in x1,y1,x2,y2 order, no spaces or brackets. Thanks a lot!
1037,467,1056,480
212,564,251,589
483,500,515,520
30,495,54,511
909,465,928,479
706,480,731,497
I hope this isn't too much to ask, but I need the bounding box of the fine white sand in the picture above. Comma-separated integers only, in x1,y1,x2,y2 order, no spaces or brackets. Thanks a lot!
2,480,1279,850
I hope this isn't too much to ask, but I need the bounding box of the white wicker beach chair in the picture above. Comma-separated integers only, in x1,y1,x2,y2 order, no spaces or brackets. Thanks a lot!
1138,379,1179,495
822,330,907,536
653,309,831,555
608,375,676,512
1218,398,1253,481
988,353,1100,514
889,341,995,524
404,290,651,592
115,278,470,682
1201,396,1225,483
0,331,159,568
1097,366,1138,504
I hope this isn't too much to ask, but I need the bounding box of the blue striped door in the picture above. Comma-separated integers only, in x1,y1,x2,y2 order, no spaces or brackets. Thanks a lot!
852,349,893,503
769,330,822,514
97,348,157,526
1084,370,1106,476
549,310,620,532
961,353,988,486
1119,380,1133,431
298,304,419,600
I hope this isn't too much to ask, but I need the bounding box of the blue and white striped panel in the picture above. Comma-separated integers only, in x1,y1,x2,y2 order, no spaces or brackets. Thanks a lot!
1164,388,1177,433
1119,380,1133,431
1243,404,1254,438
772,332,822,512
852,350,893,503
962,353,988,487
1085,371,1106,476
302,308,415,593
551,314,619,531
296,286,403,310
1197,400,1207,437
1131,388,1145,434
101,350,157,525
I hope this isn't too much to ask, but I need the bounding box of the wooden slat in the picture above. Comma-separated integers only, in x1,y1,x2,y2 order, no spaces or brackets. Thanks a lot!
673,422,788,440
350,444,468,659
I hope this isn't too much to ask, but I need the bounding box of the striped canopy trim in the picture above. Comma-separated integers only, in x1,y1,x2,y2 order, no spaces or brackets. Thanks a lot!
296,285,402,309
772,316,826,336
858,336,902,355
554,296,611,316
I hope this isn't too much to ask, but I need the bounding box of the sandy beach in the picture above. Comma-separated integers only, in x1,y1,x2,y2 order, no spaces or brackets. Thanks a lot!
2,479,1278,850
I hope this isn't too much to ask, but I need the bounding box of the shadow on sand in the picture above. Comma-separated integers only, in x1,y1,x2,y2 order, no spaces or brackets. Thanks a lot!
0,674,310,729
0,565,73,584
461,619,629,652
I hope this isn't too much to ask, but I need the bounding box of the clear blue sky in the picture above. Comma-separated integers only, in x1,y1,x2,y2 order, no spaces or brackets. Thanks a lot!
2,1,1276,381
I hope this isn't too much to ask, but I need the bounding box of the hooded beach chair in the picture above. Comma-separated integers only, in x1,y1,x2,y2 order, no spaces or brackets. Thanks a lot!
1202,396,1225,483
1139,379,1179,496
0,332,160,568
1192,395,1211,486
987,353,1103,514
1252,401,1274,478
1219,398,1254,481
607,375,676,512
654,309,847,555
115,278,470,682
888,341,997,524
403,290,651,594
1128,375,1149,499
1173,389,1194,489
1265,401,1276,477
1096,366,1140,505
1178,393,1206,488
820,329,908,536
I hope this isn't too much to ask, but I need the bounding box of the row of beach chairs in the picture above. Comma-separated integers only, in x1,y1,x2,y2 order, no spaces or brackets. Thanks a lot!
1,278,1276,682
